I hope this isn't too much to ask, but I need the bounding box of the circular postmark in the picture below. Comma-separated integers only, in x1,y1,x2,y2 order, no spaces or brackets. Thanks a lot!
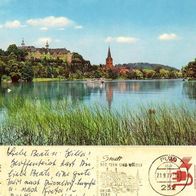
148,155,189,196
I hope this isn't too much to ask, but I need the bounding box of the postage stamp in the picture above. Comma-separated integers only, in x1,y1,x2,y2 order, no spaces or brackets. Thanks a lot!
148,155,193,196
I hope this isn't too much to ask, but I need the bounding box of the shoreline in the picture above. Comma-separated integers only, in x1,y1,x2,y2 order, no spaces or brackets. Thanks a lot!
1,77,195,84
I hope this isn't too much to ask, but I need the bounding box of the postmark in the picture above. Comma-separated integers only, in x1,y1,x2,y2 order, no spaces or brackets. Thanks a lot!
148,155,193,196
100,168,141,196
99,155,142,195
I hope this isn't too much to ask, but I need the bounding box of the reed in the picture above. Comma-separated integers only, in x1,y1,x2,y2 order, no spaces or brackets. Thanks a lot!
0,97,195,145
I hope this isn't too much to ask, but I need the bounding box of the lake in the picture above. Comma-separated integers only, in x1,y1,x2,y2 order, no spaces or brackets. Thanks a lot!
0,79,195,113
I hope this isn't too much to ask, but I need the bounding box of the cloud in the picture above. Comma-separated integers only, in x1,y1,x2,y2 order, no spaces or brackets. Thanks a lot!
40,27,48,31
75,25,83,29
36,37,52,46
27,16,73,28
105,36,113,43
116,36,138,43
0,16,81,31
105,36,138,44
0,20,22,29
158,33,178,41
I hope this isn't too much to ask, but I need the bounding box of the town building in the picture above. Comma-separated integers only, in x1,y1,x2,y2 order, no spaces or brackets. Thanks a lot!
18,39,73,64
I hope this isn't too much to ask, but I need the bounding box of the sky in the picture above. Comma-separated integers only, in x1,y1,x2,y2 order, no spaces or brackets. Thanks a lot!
0,0,196,68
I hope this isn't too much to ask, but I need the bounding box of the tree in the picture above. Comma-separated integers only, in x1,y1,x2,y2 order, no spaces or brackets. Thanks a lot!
183,60,196,79
6,59,22,82
0,60,5,82
154,66,162,78
134,69,143,79
127,70,137,79
160,69,169,78
33,63,47,78
93,70,102,78
21,62,34,82
143,69,156,79
6,44,27,61
0,49,5,56
168,70,178,78
46,66,53,78
107,69,119,79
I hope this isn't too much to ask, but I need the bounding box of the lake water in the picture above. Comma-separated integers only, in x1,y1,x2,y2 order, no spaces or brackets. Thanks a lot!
0,79,195,113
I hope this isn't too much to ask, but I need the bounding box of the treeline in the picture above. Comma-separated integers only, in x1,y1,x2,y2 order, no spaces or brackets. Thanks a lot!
0,44,95,83
94,66,182,80
0,44,189,83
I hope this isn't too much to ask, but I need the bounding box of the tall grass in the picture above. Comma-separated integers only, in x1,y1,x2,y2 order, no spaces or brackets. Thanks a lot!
0,98,195,145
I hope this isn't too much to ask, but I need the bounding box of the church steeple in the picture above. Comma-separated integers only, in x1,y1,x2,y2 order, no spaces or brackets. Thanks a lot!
107,46,111,58
106,46,113,69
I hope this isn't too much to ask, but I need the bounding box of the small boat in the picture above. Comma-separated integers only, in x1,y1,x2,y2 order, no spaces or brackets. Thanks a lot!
100,79,105,84
87,78,105,84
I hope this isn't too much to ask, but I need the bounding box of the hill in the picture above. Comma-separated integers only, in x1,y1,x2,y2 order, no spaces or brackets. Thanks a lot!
116,63,179,71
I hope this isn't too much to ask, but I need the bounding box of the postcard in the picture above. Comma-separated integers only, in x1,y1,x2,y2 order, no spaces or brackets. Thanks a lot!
0,146,196,196
0,0,195,195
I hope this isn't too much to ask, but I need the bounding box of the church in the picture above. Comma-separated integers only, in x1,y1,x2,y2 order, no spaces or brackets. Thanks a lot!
106,47,113,69
105,47,129,75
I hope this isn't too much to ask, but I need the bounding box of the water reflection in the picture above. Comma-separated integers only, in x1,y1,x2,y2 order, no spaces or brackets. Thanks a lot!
106,83,113,110
0,80,195,111
183,81,196,100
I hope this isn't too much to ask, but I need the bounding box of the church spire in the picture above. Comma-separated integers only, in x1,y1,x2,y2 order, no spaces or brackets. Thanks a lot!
106,46,113,69
107,46,111,58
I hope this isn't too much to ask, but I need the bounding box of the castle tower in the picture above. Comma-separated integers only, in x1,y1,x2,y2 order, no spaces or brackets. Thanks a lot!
45,40,49,49
21,38,25,47
106,47,113,69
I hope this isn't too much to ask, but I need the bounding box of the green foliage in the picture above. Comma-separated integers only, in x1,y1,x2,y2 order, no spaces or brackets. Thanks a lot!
21,62,34,82
0,49,5,56
93,70,102,78
6,59,22,82
0,60,6,79
159,69,170,78
0,44,185,82
33,63,47,78
134,69,143,79
126,70,137,79
183,59,196,79
107,69,119,79
6,44,27,60
6,44,19,55
126,69,143,79
143,69,156,79
168,70,178,78
0,44,95,82
0,98,195,145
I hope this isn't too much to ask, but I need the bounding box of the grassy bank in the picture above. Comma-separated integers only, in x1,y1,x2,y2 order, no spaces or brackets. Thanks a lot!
0,98,195,145
33,78,64,82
